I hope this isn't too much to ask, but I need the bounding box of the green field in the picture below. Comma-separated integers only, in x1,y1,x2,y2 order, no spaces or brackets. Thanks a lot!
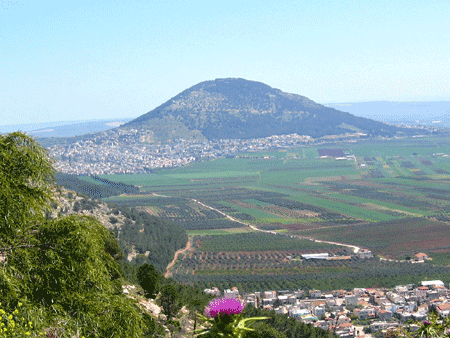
100,136,450,261
87,135,450,291
195,232,339,252
171,239,450,292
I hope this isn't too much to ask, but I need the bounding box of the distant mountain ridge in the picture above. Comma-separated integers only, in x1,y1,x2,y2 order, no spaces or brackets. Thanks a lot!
325,101,450,124
0,118,133,137
122,78,412,141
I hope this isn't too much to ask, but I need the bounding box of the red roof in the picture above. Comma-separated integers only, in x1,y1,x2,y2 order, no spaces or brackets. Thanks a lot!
339,323,353,328
438,303,450,311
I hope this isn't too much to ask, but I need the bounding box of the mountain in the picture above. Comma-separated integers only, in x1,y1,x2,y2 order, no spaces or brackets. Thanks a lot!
0,118,133,137
325,101,450,125
122,78,410,141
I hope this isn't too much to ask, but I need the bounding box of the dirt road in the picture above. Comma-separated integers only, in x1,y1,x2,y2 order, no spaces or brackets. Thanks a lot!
190,199,363,253
165,238,192,278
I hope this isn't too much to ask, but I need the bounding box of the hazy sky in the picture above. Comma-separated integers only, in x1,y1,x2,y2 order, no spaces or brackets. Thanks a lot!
1,0,449,126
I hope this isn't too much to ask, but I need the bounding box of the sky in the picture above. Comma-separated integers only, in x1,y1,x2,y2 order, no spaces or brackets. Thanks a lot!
1,0,449,126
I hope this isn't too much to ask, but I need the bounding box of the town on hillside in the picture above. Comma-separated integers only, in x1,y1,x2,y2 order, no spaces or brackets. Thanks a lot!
200,277,450,338
47,128,375,175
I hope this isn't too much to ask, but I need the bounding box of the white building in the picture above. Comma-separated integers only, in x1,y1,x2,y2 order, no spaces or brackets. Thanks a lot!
310,290,322,298
244,297,257,308
262,298,275,306
264,291,277,298
278,295,289,304
224,288,239,299
289,308,311,319
302,253,329,260
357,249,373,259
356,307,376,319
370,321,399,332
275,306,288,315
422,280,445,287
345,295,358,306
353,288,366,296
204,288,221,296
437,303,450,317
314,306,326,318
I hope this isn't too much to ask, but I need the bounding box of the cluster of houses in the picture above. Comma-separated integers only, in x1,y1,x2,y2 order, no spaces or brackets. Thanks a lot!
48,128,375,176
204,279,450,338
48,129,316,175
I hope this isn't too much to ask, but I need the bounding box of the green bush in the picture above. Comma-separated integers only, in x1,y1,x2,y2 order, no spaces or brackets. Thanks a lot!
0,301,37,337
0,133,149,337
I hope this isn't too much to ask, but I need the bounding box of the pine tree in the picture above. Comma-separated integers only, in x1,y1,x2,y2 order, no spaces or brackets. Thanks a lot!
159,283,182,320
137,263,161,298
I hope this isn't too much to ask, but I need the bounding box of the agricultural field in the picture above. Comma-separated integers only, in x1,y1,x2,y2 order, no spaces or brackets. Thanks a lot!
174,259,450,293
170,233,450,292
299,218,450,259
96,136,450,289
194,233,340,252
101,136,450,231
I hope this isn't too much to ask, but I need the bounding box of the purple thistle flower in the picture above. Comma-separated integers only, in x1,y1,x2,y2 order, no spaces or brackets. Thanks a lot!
205,298,244,318
423,320,431,325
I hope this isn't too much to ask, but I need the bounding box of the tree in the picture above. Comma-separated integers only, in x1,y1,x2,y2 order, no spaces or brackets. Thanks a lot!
159,283,182,320
0,132,54,244
184,288,212,333
272,298,282,308
0,132,148,337
243,324,287,338
137,263,161,299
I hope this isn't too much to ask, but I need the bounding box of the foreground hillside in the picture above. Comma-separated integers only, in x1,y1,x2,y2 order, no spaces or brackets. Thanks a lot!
49,182,187,274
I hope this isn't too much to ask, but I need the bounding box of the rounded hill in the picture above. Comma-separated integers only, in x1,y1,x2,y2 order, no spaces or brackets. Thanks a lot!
124,78,406,141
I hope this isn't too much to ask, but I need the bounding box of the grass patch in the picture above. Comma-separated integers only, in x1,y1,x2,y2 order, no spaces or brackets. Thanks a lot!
196,232,340,252
187,229,233,236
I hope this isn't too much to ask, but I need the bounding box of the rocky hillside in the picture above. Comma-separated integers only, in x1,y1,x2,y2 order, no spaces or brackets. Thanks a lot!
50,187,133,233
50,186,188,273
